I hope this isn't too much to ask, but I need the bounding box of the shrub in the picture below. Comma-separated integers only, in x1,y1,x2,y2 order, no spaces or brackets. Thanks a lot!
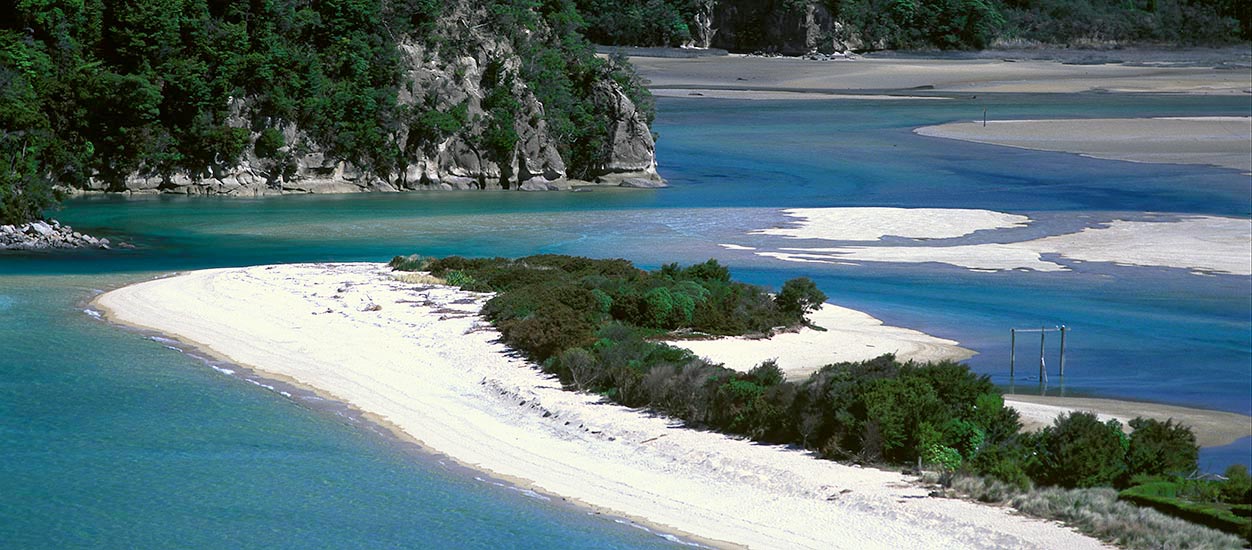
1125,417,1199,481
1031,412,1128,488
1222,465,1252,504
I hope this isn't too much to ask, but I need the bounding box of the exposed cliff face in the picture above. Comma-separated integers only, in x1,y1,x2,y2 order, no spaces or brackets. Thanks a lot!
76,7,661,196
706,0,866,55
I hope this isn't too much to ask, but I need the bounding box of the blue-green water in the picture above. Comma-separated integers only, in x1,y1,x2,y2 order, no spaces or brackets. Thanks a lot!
3,93,1250,547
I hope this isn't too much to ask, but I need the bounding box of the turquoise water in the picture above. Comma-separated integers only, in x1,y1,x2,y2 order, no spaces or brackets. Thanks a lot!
3,93,1250,546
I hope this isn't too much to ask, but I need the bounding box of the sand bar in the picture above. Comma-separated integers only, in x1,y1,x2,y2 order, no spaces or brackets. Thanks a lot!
916,117,1252,172
751,207,1030,241
632,55,1252,96
1003,394,1252,448
96,263,1106,550
674,308,1251,449
670,302,975,380
751,213,1252,276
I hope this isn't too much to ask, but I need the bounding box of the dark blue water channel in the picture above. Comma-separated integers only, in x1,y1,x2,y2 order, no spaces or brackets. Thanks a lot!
2,93,1249,547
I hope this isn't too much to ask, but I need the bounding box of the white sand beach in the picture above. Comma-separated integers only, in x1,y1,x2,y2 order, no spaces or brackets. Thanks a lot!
670,302,975,379
916,117,1252,172
632,55,1252,97
751,207,1030,241
675,309,1252,449
748,211,1252,276
96,263,1107,550
1003,394,1252,448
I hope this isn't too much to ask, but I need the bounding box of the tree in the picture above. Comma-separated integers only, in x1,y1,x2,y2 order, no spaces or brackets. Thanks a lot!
1125,417,1198,479
1031,412,1128,488
775,277,826,322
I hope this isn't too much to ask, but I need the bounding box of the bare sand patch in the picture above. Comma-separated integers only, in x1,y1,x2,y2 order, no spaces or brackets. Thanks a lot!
669,302,975,380
650,88,946,100
632,55,1252,96
754,215,1252,276
1003,394,1252,448
95,263,1107,550
916,117,1252,172
751,207,1030,241
662,295,1250,449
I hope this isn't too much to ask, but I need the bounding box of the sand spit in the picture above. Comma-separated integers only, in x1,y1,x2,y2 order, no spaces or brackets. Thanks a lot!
670,303,975,380
632,55,1252,96
96,263,1106,550
671,306,1251,449
1003,394,1252,448
752,213,1252,276
751,207,1030,241
916,117,1252,173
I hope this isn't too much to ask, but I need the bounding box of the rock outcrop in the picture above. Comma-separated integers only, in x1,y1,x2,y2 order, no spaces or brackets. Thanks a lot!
70,7,664,197
705,0,867,55
0,220,110,250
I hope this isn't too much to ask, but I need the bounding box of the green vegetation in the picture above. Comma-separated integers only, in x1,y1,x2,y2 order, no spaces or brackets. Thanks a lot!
939,477,1247,548
1118,467,1252,540
575,0,1248,50
576,0,707,46
0,0,657,223
391,252,1250,543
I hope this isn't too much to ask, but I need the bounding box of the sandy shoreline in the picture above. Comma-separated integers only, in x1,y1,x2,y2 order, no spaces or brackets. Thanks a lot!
632,54,1252,96
96,263,1108,550
674,312,1252,449
669,302,975,380
916,117,1252,172
739,209,1252,277
1003,394,1252,448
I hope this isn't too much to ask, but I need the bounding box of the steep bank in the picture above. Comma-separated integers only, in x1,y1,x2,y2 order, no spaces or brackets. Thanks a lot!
95,263,1108,550
2,0,662,218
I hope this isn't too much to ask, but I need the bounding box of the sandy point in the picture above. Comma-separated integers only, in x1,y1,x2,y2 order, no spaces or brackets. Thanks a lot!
94,262,1109,550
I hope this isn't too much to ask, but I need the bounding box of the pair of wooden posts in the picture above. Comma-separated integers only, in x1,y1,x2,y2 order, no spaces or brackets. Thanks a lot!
1010,325,1067,382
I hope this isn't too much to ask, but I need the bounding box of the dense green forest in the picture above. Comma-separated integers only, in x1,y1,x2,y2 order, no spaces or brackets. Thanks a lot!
578,0,1250,50
392,253,1251,541
0,0,653,224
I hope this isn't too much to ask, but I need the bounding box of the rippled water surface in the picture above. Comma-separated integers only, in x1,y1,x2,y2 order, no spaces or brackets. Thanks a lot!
3,93,1249,547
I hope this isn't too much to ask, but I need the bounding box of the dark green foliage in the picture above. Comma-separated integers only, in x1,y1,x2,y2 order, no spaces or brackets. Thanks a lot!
1125,417,1199,479
254,128,286,160
1030,412,1128,488
576,0,706,46
775,277,827,322
1120,480,1252,538
998,0,1249,44
388,254,429,271
830,0,1005,49
392,252,1224,514
486,0,657,181
0,0,654,222
1222,465,1251,504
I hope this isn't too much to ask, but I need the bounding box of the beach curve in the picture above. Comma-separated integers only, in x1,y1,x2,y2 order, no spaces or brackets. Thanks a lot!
94,262,1109,550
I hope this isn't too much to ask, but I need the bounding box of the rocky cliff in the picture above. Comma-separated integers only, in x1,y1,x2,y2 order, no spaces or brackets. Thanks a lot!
701,0,867,55
71,5,662,196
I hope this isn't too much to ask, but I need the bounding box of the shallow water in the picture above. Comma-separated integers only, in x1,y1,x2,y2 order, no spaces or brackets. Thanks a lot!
3,93,1249,546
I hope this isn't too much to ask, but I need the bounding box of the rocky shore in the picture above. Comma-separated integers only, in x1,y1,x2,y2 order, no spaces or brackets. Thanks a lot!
0,220,110,250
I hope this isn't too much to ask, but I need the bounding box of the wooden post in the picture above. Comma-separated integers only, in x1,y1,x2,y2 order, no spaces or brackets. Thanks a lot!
1039,325,1047,383
1009,329,1016,379
1059,325,1066,378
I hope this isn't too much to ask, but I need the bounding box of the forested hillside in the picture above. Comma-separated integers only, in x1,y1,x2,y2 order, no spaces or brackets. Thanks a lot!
578,0,1249,51
0,0,659,224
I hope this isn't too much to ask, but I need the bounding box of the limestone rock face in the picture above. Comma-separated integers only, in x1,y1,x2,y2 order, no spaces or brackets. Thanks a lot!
707,0,865,55
81,12,660,197
591,81,663,185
